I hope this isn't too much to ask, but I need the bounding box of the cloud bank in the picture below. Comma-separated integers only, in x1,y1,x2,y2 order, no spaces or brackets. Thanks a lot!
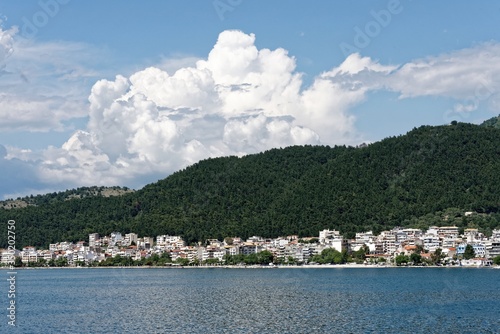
0,25,105,133
22,30,363,191
2,29,500,197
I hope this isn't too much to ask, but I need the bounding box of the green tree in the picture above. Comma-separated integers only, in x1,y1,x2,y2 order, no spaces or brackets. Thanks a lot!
175,257,190,266
244,253,259,265
410,253,422,265
55,257,68,267
150,253,160,265
157,252,172,265
14,257,23,267
112,255,123,266
224,254,245,265
257,250,274,265
36,258,47,267
431,248,443,265
312,248,346,264
204,258,220,265
415,245,425,254
493,255,500,266
395,254,410,266
75,260,86,267
223,254,233,265
463,244,475,260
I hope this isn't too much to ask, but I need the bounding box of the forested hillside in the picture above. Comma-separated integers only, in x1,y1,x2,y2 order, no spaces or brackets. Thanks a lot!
0,186,133,209
2,122,500,248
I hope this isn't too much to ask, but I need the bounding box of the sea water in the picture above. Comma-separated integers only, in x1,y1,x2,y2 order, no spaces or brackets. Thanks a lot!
2,267,499,333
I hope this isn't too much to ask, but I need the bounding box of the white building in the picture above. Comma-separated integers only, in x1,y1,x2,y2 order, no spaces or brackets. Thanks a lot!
1,249,20,264
156,235,185,249
89,233,100,247
123,233,138,246
438,226,459,239
21,248,39,264
441,235,458,248
319,229,346,252
486,241,500,258
240,244,261,255
491,229,500,241
423,235,441,252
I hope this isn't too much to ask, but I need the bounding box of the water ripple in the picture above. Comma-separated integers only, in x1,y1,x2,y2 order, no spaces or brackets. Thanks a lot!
3,268,499,333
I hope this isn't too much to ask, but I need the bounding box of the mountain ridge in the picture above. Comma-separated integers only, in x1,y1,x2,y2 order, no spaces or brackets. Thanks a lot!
0,186,134,209
2,120,500,248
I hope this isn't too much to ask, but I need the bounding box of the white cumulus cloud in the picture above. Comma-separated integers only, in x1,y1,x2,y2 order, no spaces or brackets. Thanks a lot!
22,30,362,190
388,43,500,100
7,31,500,197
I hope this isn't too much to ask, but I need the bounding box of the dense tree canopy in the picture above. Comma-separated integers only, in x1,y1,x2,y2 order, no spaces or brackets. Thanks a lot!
2,122,500,248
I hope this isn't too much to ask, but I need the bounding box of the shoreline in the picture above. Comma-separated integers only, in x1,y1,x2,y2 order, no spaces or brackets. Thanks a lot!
2,264,499,270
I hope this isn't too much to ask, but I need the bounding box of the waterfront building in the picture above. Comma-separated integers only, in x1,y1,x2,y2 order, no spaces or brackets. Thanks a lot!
123,233,138,246
1,249,20,264
437,226,459,239
401,228,423,238
351,231,375,252
486,241,500,258
441,235,458,248
213,250,226,262
21,251,38,263
319,229,341,244
461,258,492,266
426,226,439,236
240,243,261,255
402,245,417,256
464,229,486,242
225,245,239,256
456,243,486,257
5,226,500,268
156,235,185,250
206,239,223,248
88,233,100,248
143,237,154,249
20,246,39,264
378,231,397,254
109,232,123,246
42,250,56,262
246,236,265,244
473,244,486,257
442,247,457,258
423,235,441,252
319,229,346,252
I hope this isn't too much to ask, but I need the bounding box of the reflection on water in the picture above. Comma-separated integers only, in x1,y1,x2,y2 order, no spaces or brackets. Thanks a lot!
4,268,500,333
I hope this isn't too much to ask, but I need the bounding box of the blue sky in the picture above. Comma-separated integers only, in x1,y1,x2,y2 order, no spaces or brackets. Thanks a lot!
1,0,500,199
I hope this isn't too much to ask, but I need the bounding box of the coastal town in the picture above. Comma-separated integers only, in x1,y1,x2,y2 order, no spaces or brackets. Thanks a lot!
3,221,500,268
